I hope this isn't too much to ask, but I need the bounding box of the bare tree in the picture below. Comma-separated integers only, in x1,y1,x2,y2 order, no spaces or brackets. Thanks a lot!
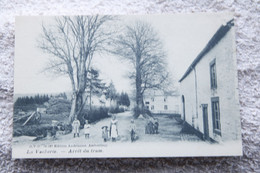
112,21,170,118
39,15,114,123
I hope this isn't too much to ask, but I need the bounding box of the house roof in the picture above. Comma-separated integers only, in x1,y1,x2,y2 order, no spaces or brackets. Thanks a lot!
179,19,234,82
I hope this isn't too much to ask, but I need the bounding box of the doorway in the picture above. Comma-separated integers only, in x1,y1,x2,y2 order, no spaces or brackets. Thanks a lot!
202,104,209,140
182,95,185,121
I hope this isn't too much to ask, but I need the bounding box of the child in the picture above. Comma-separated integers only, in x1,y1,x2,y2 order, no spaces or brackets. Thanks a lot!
129,119,136,142
51,120,58,140
84,120,90,139
51,125,57,140
72,117,80,138
102,126,109,142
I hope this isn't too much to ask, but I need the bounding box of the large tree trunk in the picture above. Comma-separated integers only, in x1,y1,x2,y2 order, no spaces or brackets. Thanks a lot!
69,92,83,123
136,81,143,116
89,86,92,113
135,55,144,117
68,61,87,123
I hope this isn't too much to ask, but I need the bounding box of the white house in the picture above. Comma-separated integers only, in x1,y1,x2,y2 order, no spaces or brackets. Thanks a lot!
179,19,241,142
144,91,180,115
86,94,117,108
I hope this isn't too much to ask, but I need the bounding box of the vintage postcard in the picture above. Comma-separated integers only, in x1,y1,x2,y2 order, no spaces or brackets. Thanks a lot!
13,13,242,158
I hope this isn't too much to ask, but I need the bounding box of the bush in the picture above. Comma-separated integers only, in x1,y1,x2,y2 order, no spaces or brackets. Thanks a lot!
46,98,71,115
82,107,109,124
109,106,124,114
13,122,72,137
13,124,52,137
14,104,38,113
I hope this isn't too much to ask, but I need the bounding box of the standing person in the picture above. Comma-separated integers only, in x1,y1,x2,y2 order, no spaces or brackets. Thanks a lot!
145,118,149,134
102,126,109,142
129,119,136,142
110,115,118,142
154,118,159,134
84,120,90,139
51,125,57,140
51,120,58,140
72,117,80,138
147,117,154,134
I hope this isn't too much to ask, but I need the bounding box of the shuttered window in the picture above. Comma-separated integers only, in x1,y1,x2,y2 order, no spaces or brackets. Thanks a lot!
211,97,221,135
210,59,217,89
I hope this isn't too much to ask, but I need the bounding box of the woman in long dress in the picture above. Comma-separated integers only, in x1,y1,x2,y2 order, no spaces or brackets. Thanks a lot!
110,115,118,142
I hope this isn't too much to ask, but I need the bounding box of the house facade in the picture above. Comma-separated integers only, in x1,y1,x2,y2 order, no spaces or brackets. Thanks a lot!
144,91,180,115
179,19,241,142
85,94,117,108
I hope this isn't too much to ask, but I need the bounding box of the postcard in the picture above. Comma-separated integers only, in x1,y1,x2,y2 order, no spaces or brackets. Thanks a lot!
12,13,242,158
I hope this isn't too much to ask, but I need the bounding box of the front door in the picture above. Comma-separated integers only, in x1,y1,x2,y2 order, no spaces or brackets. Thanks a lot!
182,95,185,121
202,104,209,140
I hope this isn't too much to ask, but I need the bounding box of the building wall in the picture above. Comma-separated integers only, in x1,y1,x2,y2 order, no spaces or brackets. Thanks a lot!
85,95,117,108
144,95,181,114
180,70,197,126
180,27,241,142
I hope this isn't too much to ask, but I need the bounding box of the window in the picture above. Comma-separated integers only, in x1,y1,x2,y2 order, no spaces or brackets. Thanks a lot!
210,59,217,89
151,97,154,102
211,97,221,135
164,97,167,102
145,101,149,105
151,105,154,110
164,105,168,110
146,106,149,109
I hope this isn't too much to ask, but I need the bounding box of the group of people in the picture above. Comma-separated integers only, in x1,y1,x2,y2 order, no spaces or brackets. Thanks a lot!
71,114,159,142
71,115,122,142
72,118,90,139
145,117,159,134
101,115,137,142
101,115,119,142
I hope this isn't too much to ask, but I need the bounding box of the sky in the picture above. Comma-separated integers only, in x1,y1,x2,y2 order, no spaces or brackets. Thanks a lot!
14,13,233,95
